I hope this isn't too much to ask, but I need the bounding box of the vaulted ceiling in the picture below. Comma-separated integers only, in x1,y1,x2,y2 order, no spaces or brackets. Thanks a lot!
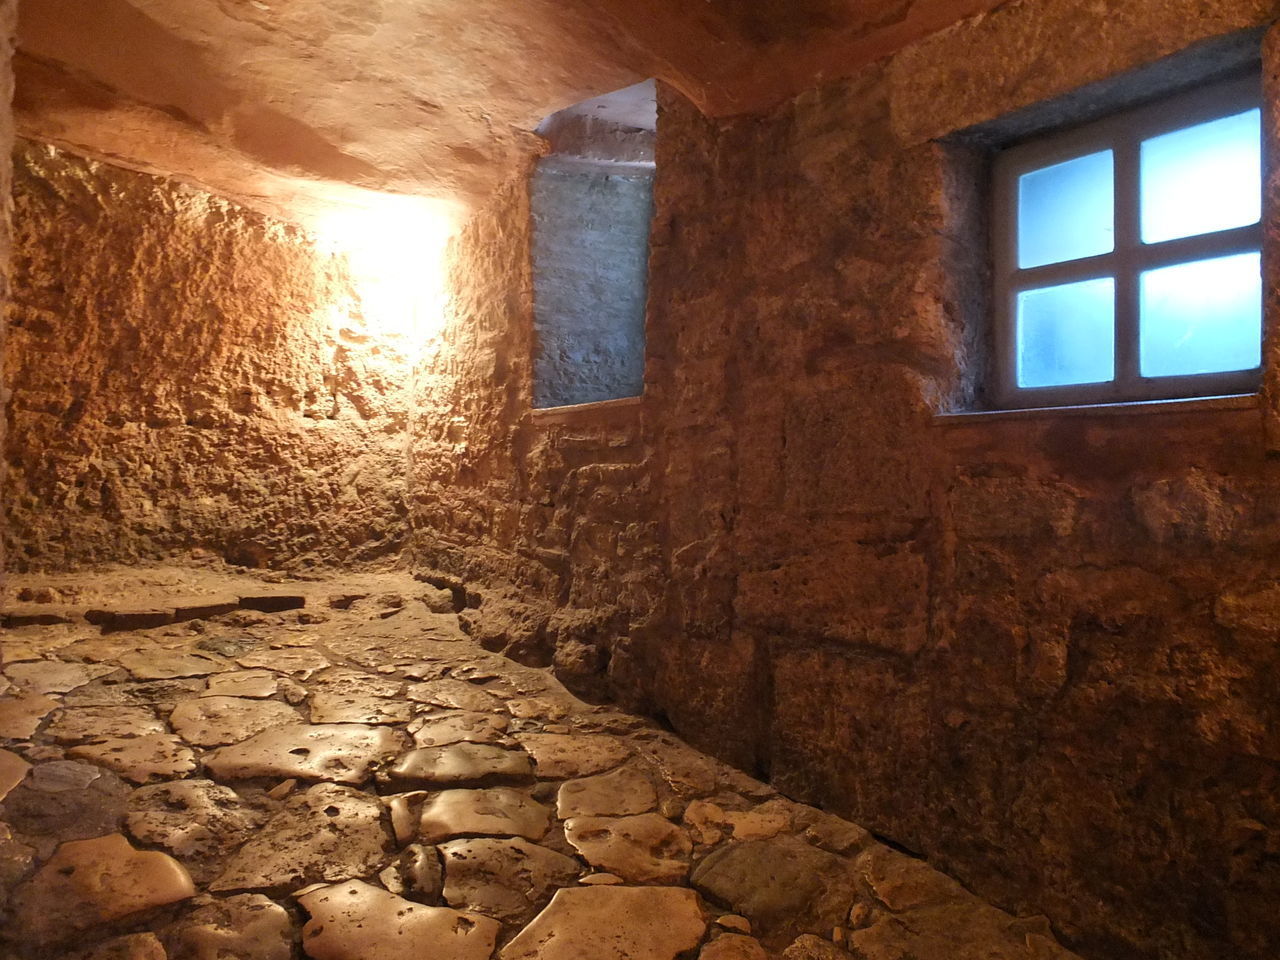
14,0,1001,224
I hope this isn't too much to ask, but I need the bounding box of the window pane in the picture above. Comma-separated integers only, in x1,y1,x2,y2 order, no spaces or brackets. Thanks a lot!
1016,278,1115,388
1018,150,1114,269
1140,108,1261,244
1139,252,1261,378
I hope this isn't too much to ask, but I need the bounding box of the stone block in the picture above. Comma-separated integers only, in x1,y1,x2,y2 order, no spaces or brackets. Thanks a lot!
690,836,857,937
237,593,306,613
85,607,175,631
172,596,241,621
950,475,1078,540
736,544,928,655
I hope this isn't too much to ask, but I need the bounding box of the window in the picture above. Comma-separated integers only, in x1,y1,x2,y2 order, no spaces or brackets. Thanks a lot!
991,75,1262,408
530,81,656,410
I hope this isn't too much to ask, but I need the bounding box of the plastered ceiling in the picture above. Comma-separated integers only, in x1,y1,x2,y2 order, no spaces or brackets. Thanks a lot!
14,0,1004,224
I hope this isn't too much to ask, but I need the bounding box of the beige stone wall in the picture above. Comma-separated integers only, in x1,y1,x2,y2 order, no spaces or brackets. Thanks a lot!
640,7,1280,959
409,170,664,701
420,2,1280,958
4,141,411,571
0,2,14,588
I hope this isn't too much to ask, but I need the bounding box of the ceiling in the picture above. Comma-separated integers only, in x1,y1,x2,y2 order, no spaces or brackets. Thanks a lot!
14,0,1004,226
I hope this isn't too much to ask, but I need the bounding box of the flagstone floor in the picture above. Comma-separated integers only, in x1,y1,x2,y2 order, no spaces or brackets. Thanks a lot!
0,568,1082,960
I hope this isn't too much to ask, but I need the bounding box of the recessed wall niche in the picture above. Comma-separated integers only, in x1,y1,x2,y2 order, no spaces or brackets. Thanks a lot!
530,80,656,409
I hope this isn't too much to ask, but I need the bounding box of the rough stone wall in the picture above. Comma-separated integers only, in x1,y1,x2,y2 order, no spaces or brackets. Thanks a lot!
4,141,411,571
410,170,664,700
419,2,1280,959
637,6,1280,960
0,1,15,588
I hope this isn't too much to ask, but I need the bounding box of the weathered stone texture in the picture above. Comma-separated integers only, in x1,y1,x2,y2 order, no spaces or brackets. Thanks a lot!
0,0,14,593
4,140,410,571
408,167,664,706
413,4,1280,959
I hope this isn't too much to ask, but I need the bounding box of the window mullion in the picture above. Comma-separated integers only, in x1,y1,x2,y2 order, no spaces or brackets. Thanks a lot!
1112,138,1142,393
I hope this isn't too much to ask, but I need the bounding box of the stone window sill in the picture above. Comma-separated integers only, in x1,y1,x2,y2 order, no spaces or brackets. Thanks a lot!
932,392,1258,425
529,394,643,424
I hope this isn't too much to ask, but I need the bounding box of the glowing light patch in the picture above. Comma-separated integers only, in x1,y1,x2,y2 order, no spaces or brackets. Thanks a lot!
1018,150,1114,269
1139,252,1261,377
311,195,457,343
1016,277,1116,388
1141,109,1261,244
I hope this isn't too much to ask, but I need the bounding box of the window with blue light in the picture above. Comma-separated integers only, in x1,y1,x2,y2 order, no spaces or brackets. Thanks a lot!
991,76,1263,408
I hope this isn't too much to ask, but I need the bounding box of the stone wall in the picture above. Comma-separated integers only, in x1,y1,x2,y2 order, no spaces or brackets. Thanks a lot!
3,141,411,571
418,2,1280,958
640,6,1280,958
0,1,14,588
409,168,665,703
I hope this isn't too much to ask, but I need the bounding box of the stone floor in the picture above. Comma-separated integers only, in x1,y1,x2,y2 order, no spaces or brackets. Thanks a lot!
0,568,1083,960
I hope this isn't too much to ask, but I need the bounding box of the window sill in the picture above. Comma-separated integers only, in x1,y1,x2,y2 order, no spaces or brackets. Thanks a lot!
529,394,643,424
933,392,1257,425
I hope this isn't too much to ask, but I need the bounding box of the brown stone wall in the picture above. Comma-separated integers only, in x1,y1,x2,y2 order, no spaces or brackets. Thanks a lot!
0,1,15,587
409,170,664,698
4,141,411,571
420,3,1280,959
636,6,1280,959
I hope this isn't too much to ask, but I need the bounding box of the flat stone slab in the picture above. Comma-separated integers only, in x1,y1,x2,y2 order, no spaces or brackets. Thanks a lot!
516,733,631,779
411,710,509,747
69,733,197,783
204,723,403,784
298,880,499,960
309,691,413,724
684,799,794,846
853,843,968,912
2,761,131,857
118,650,230,680
3,660,116,694
387,742,534,787
237,647,331,679
61,677,207,709
440,836,581,925
691,836,857,938
419,787,553,843
55,635,148,664
170,696,302,746
0,693,59,739
0,748,31,802
212,784,388,892
127,779,266,866
506,695,577,721
556,763,658,818
309,668,404,698
635,737,719,798
45,705,165,743
380,842,445,903
407,678,502,712
500,886,706,960
167,893,295,960
9,833,194,946
564,814,693,884
204,669,279,698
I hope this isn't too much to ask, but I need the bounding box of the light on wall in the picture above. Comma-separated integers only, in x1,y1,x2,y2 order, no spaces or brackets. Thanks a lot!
311,194,457,343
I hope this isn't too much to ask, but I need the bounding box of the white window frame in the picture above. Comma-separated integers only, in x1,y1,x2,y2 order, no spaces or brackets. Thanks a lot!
991,74,1263,409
